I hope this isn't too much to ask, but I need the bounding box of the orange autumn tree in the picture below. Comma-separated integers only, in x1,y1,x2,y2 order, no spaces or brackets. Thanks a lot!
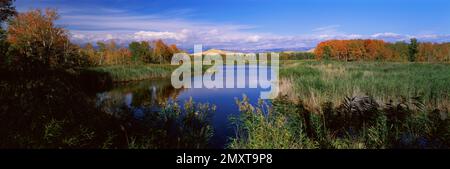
364,39,392,61
81,43,99,65
152,39,179,64
435,43,450,62
315,39,393,61
417,42,437,62
415,42,450,63
169,44,181,54
316,39,450,62
7,9,85,70
346,39,366,60
82,40,132,66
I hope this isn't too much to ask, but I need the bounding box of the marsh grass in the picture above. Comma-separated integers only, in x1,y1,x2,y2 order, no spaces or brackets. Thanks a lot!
231,61,450,149
87,63,214,82
229,95,318,149
88,64,177,82
280,61,450,112
128,98,216,149
229,95,450,149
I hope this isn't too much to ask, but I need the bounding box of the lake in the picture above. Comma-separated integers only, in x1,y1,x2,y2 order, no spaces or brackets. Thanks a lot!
94,65,277,148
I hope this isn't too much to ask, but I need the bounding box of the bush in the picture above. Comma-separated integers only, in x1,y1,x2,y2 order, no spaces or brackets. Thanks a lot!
6,9,87,71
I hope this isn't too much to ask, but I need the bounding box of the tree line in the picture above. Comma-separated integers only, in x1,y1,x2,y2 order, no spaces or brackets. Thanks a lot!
315,39,450,62
279,52,315,60
81,39,181,66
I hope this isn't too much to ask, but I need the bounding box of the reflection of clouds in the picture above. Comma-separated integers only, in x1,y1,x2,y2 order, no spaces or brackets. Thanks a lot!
95,92,110,107
124,93,133,108
149,85,157,105
95,80,184,118
189,65,278,89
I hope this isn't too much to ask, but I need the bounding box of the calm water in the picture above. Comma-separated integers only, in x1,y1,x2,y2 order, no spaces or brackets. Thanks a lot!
95,65,276,148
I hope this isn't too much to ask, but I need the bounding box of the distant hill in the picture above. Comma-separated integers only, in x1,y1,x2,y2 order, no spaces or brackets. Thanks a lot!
191,49,244,55
185,47,314,54
306,48,315,53
202,49,234,55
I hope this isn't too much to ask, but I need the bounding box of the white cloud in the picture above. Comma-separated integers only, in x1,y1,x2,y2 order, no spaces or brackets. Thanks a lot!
133,31,187,41
69,29,450,51
16,0,450,51
313,25,341,32
61,8,450,51
371,32,403,39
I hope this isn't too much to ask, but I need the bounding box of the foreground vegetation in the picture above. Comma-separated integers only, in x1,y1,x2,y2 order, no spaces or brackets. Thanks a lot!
0,70,215,148
229,61,450,149
229,95,450,149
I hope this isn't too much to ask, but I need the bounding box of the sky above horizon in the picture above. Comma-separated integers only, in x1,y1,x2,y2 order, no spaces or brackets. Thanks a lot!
16,0,450,50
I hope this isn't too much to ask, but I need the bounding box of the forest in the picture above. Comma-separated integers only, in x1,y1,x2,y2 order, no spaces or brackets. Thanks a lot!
315,39,450,62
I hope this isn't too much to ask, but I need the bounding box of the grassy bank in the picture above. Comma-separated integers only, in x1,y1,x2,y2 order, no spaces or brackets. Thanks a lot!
279,60,450,111
87,64,177,82
229,60,450,149
86,64,214,82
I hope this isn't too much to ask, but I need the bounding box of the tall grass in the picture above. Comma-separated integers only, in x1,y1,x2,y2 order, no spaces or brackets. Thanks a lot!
228,96,318,149
88,64,177,82
229,95,450,149
230,61,450,149
87,63,212,82
128,98,216,149
279,61,450,112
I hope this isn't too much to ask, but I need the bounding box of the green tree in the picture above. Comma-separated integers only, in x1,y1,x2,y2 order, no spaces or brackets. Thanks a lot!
129,41,154,64
128,41,141,63
408,38,418,62
388,42,409,61
140,41,153,63
323,46,332,60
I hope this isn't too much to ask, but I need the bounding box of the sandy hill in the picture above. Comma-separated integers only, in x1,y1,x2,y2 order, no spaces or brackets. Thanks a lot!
192,49,243,56
203,49,231,55
306,48,315,53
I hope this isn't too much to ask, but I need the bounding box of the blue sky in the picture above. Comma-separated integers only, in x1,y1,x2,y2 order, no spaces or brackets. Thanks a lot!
16,0,450,50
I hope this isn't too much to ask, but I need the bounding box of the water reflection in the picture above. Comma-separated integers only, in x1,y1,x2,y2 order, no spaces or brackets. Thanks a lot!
96,80,184,119
95,65,276,148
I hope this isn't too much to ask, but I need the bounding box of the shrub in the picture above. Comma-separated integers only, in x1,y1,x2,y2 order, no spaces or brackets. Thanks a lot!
6,9,87,71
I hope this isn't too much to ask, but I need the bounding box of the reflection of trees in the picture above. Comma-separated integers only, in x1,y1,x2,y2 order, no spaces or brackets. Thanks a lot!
96,79,184,118
95,80,215,149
